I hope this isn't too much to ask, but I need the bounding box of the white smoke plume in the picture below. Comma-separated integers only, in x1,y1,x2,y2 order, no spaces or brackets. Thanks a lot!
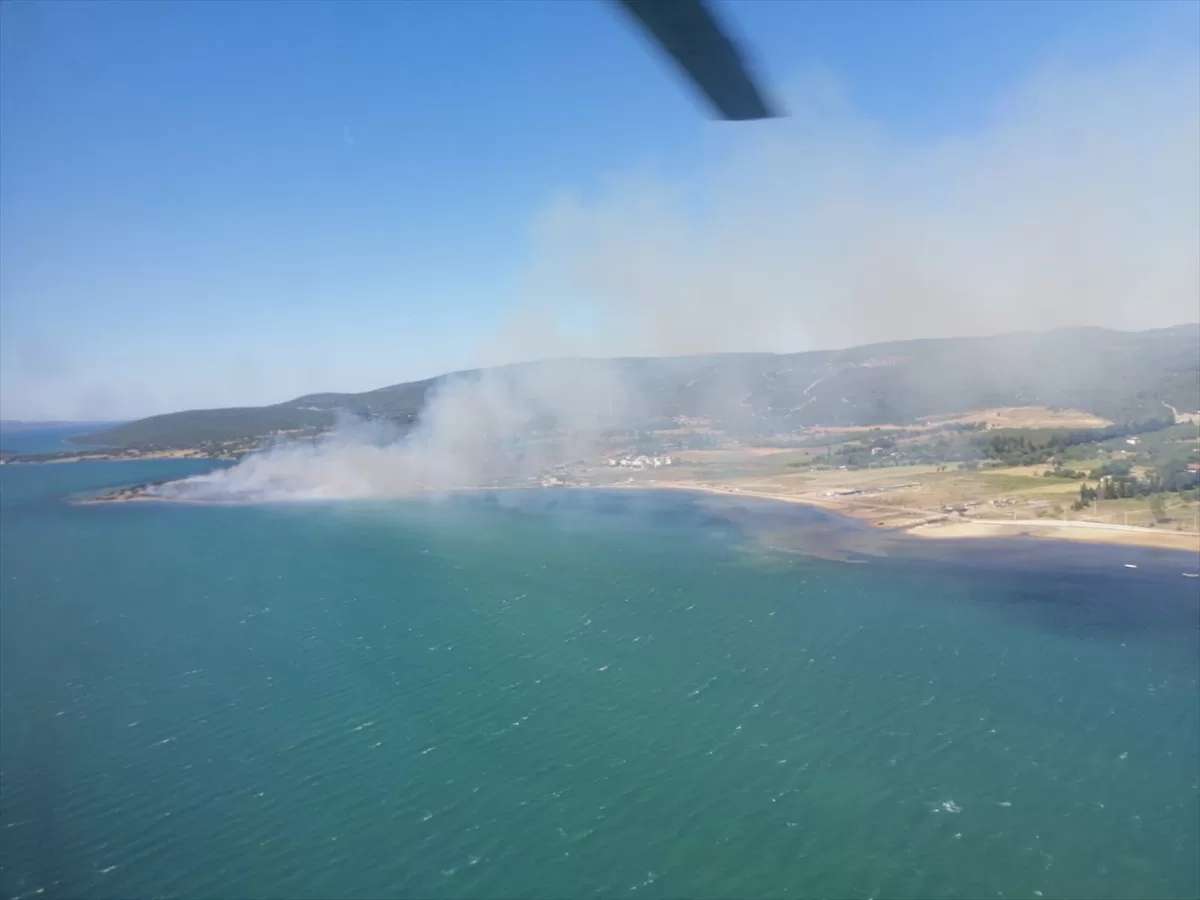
156,55,1200,502
507,59,1199,357
152,363,647,500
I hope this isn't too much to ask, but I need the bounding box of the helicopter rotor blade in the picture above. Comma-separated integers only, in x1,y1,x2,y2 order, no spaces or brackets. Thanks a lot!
614,0,778,120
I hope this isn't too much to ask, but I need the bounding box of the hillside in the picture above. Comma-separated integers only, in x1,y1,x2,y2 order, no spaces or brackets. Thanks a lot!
79,325,1200,451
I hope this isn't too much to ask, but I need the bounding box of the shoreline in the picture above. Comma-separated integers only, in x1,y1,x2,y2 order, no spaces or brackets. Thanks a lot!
602,480,1200,553
1,450,237,465
77,474,1200,554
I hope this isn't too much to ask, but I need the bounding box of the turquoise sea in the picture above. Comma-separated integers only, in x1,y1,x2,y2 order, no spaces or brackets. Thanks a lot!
1,459,1198,900
0,423,118,456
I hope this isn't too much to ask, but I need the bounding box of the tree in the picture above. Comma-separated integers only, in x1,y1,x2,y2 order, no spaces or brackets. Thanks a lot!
1149,494,1168,523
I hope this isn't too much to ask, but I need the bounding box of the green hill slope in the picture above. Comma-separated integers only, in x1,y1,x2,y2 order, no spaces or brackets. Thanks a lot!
80,325,1200,450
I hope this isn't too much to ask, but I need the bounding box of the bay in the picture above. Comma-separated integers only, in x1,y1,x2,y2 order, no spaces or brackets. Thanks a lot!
1,461,1197,899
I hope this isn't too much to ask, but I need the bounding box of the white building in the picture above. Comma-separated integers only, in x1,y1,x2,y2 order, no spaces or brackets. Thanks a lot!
608,455,673,469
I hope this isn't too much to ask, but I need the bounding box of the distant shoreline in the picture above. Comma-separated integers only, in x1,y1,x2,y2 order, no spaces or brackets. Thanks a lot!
1,450,236,465
74,474,1200,555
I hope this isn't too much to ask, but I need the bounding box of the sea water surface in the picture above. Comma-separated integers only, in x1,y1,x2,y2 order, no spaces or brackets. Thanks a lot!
1,461,1198,900
0,424,118,456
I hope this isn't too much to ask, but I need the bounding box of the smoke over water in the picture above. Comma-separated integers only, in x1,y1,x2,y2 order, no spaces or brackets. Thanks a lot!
155,56,1200,503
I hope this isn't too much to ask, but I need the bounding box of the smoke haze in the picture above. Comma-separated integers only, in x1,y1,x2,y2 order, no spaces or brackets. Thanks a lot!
503,59,1198,360
159,55,1200,502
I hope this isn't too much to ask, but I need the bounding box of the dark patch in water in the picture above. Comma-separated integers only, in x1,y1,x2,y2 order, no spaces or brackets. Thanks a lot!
485,489,1200,645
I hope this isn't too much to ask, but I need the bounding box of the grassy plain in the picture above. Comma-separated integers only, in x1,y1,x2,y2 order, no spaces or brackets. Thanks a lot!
586,449,1200,552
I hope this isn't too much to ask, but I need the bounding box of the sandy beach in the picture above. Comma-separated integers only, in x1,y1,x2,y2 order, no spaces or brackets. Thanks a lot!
613,478,1200,554
905,518,1200,552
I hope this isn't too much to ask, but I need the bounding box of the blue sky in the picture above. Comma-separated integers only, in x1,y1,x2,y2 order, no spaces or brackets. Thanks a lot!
1,0,1196,420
